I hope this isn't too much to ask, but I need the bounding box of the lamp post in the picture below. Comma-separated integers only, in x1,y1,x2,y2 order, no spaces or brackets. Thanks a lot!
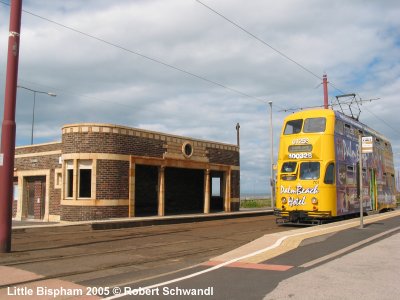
17,86,56,144
268,101,275,209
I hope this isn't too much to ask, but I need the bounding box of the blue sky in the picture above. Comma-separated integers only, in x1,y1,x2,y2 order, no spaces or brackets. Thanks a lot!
1,0,400,194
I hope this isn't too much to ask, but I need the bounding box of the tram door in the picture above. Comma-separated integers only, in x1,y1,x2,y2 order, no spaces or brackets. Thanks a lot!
370,169,377,210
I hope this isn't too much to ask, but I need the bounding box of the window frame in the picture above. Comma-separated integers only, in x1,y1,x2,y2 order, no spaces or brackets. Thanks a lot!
65,160,74,199
299,162,320,180
283,119,303,135
303,117,326,133
78,160,93,199
324,162,335,184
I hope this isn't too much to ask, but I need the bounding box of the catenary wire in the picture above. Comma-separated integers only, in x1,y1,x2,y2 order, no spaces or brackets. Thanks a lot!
195,0,347,96
0,0,281,108
195,0,400,137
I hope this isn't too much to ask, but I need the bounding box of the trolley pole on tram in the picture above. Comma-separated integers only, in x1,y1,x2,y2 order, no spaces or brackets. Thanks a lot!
0,0,23,253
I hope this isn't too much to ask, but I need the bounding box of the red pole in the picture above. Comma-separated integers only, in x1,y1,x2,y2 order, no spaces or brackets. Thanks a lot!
0,0,23,253
323,74,328,109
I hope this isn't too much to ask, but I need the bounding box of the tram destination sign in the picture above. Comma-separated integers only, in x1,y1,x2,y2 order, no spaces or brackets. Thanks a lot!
361,136,373,153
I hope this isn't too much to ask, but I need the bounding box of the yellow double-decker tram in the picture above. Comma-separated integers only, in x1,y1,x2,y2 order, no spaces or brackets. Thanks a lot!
274,108,396,225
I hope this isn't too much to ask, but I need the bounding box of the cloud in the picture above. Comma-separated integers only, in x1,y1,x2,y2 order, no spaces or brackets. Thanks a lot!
1,0,400,194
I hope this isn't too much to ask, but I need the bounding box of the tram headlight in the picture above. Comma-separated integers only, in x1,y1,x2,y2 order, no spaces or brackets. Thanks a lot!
281,197,287,204
311,197,318,204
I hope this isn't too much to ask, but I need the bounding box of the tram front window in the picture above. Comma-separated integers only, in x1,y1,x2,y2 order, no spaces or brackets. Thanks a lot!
281,162,297,181
300,162,320,180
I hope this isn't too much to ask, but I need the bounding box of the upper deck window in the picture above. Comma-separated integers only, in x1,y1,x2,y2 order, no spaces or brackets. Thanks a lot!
303,117,326,133
335,119,344,135
284,119,303,135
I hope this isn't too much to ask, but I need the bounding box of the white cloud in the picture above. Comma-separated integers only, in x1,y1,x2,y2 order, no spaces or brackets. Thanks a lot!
1,0,400,194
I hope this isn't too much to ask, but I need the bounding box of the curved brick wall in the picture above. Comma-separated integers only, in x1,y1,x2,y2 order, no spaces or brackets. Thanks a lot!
96,160,129,200
62,132,164,157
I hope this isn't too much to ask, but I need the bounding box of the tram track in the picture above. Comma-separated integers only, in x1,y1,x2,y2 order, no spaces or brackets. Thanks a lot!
1,215,288,288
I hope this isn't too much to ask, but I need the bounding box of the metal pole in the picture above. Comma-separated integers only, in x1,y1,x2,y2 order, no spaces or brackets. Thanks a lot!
323,74,329,109
268,101,274,209
359,134,364,229
0,0,23,253
17,86,56,145
236,123,240,148
31,91,36,145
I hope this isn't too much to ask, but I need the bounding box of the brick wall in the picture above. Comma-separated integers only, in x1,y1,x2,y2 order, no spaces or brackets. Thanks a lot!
63,132,165,157
61,205,128,221
96,160,129,200
207,148,240,166
50,187,61,215
15,142,61,155
231,170,240,199
15,155,62,218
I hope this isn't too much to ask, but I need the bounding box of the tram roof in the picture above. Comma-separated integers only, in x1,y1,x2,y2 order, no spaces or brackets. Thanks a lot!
283,108,391,146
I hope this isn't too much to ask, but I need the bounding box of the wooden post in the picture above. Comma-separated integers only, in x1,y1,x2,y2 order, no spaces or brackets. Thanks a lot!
204,169,210,214
128,161,135,217
158,166,165,216
224,170,231,212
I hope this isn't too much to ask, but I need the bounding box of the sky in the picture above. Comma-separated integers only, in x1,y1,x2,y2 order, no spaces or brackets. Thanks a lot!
1,0,400,195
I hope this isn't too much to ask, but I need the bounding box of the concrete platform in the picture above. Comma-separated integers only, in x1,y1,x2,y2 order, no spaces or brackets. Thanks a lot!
12,208,274,231
211,209,400,264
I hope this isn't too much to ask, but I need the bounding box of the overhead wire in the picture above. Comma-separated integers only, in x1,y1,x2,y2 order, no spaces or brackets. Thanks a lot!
195,0,400,136
363,107,400,136
195,0,321,80
0,0,276,108
195,0,350,96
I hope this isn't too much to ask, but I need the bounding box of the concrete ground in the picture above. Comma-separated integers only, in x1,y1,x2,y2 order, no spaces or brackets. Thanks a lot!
264,232,400,300
2,210,399,299
102,210,400,300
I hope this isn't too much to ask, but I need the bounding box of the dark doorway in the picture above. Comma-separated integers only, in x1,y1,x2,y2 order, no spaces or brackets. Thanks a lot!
25,176,46,220
135,165,158,216
165,167,204,215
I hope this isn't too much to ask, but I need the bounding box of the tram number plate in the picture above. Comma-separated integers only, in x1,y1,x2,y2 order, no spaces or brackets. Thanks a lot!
288,153,312,159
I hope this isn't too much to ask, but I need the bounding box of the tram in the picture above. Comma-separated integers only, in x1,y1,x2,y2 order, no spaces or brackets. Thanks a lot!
274,108,396,224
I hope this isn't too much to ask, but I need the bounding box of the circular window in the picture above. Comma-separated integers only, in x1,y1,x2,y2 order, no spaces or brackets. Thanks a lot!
182,142,194,158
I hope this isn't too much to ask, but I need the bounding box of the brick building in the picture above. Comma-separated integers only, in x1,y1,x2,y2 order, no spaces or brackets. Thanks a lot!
12,123,240,221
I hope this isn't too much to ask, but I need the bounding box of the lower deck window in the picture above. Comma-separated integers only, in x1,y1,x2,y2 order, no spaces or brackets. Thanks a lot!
300,162,320,180
324,163,335,184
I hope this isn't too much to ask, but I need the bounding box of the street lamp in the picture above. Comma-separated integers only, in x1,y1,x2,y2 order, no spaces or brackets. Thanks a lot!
17,85,56,144
268,101,275,209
